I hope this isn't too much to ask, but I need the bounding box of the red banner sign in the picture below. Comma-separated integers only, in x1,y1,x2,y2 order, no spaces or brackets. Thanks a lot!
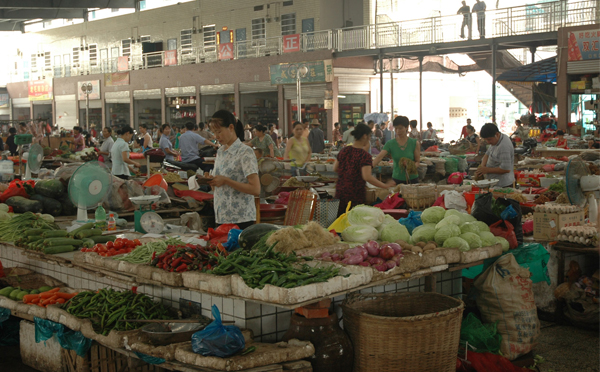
218,43,234,60
165,50,177,66
283,34,301,53
28,79,53,101
104,72,130,87
117,56,129,71
568,30,600,61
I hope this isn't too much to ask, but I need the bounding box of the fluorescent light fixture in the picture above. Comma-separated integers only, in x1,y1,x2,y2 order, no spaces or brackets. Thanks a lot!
337,95,346,98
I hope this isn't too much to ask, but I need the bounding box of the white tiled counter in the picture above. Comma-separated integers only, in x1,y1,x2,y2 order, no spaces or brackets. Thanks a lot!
0,243,463,342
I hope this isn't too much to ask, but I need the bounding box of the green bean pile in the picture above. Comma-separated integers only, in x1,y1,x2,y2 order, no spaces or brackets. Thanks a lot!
114,237,185,264
64,289,171,336
0,212,58,242
211,243,342,289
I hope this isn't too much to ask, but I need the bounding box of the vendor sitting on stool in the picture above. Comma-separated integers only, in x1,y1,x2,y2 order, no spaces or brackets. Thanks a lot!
476,123,515,188
179,121,218,172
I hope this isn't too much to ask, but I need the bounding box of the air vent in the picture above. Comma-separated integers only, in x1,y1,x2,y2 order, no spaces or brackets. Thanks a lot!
254,5,264,11
283,0,293,6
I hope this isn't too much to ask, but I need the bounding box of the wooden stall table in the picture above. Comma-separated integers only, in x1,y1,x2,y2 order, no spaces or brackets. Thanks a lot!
535,148,598,158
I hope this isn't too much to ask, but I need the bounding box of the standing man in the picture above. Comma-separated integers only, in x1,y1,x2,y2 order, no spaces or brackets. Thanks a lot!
308,119,325,154
460,118,472,139
342,122,355,145
382,121,393,145
180,122,218,172
472,0,487,39
476,123,514,188
409,120,421,141
421,122,439,141
457,1,472,40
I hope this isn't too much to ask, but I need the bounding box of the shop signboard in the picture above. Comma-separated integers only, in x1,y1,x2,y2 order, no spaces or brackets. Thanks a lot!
104,72,130,87
28,79,53,101
269,60,333,85
117,56,129,71
568,30,600,61
218,43,234,60
282,34,301,53
0,94,8,108
77,80,101,100
165,50,177,66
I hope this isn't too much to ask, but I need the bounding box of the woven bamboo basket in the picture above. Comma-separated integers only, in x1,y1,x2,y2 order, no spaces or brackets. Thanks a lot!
399,184,436,210
449,141,478,155
342,292,464,372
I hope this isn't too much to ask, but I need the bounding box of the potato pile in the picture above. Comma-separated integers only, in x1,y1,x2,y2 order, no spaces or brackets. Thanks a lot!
395,239,438,254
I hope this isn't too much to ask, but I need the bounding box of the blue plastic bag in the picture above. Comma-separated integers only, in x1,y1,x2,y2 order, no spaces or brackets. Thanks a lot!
34,317,92,357
223,229,242,252
0,307,9,324
500,205,518,221
398,210,422,234
134,351,166,365
191,305,245,357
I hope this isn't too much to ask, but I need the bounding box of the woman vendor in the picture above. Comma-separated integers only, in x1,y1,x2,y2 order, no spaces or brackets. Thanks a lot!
465,124,482,153
373,116,420,184
555,130,568,149
97,127,114,167
284,122,312,176
158,124,180,162
249,124,281,158
334,123,395,216
208,110,260,229
111,126,139,180
138,124,153,152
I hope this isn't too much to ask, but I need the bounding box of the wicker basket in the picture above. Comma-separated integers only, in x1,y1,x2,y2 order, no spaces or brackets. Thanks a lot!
449,141,478,155
342,292,464,372
399,184,436,210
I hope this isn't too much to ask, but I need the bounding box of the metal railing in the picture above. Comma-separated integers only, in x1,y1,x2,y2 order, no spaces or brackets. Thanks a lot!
8,0,599,83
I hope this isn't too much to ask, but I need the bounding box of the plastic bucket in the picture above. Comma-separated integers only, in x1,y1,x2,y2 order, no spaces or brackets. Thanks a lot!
143,173,168,191
464,191,478,210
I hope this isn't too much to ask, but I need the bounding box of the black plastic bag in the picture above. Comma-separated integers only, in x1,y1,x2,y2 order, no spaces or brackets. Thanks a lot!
471,192,523,244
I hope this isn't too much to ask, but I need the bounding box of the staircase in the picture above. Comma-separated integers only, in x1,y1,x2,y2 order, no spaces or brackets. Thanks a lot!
467,50,533,108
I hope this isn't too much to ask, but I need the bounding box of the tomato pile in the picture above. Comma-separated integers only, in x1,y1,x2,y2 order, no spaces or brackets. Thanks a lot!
81,238,142,257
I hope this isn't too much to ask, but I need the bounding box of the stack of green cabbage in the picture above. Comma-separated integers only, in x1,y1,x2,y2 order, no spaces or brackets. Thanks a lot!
412,207,509,252
341,205,410,244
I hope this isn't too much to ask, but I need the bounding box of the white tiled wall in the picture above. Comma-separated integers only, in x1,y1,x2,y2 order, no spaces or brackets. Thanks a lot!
0,244,463,341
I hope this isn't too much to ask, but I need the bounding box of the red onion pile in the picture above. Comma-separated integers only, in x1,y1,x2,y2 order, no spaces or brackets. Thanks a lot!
318,241,403,272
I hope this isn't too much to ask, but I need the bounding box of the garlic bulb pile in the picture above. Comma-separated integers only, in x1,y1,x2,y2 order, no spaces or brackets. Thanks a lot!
535,204,583,214
558,225,599,246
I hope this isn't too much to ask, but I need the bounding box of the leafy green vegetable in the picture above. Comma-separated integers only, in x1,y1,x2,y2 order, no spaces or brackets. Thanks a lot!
460,222,481,234
548,181,565,193
347,205,385,227
341,225,379,243
379,222,410,243
460,232,483,249
434,224,461,246
472,221,490,233
495,236,510,252
435,215,461,230
443,237,470,252
421,206,446,224
479,231,497,247
411,225,436,243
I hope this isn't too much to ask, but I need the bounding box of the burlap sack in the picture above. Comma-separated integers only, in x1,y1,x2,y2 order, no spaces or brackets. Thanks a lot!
474,253,540,360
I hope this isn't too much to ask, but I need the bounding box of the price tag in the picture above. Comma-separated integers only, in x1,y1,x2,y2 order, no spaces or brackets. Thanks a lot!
549,220,556,228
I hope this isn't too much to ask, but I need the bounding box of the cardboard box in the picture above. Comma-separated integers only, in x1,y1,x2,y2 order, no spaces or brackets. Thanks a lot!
570,81,591,90
365,188,390,204
533,211,585,241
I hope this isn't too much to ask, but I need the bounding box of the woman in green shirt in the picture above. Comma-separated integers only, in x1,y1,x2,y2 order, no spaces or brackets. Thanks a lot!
373,115,420,184
250,124,281,157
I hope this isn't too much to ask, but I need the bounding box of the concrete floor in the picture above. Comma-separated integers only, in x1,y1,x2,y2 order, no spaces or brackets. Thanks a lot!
535,321,599,372
2,321,598,371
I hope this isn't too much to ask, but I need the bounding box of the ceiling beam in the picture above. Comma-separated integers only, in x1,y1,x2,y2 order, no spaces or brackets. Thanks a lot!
0,8,86,19
0,0,137,9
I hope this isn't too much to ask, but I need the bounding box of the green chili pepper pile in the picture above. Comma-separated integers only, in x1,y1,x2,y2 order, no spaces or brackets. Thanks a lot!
211,243,341,289
115,237,185,264
63,289,171,336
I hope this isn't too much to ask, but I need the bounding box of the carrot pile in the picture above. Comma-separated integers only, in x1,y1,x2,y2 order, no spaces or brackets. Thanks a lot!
22,287,78,307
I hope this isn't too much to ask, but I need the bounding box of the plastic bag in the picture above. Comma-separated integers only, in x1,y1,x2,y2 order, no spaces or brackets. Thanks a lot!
328,202,351,233
0,307,9,324
460,313,502,354
442,190,467,212
444,157,459,174
510,243,550,285
34,317,92,357
204,224,240,245
191,305,245,357
373,193,404,209
459,352,531,372
0,314,19,346
471,193,523,244
180,212,204,232
133,351,166,365
223,229,242,252
500,205,518,220
398,210,422,234
489,220,518,250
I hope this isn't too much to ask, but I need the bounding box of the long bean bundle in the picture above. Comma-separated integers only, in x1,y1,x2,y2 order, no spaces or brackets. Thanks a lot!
0,212,58,242
114,237,185,264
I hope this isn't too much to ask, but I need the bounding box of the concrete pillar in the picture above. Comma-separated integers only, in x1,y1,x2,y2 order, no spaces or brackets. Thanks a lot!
234,82,240,120
379,52,384,113
277,84,285,137
419,56,423,132
129,91,135,129
161,88,166,125
491,43,497,123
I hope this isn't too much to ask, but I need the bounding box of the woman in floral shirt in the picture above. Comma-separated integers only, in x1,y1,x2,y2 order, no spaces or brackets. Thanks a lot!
208,110,260,229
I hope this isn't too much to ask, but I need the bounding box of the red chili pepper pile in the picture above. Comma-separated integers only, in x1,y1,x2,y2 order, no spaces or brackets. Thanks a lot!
82,238,142,257
151,244,224,272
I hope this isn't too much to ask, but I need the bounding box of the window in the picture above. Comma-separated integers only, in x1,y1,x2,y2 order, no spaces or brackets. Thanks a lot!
89,44,97,66
283,0,293,5
203,24,216,48
44,51,51,70
254,5,264,11
72,47,80,67
281,13,296,35
180,29,193,55
31,54,37,71
122,39,131,57
251,18,266,40
140,35,151,42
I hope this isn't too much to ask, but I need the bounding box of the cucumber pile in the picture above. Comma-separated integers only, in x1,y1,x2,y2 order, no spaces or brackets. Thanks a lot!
15,222,117,254
0,285,54,301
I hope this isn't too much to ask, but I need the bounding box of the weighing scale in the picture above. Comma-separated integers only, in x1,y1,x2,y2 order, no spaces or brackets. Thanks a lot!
471,179,499,192
129,195,165,234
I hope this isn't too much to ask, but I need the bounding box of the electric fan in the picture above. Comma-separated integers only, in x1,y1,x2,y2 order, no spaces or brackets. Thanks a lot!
68,161,113,223
23,143,43,180
565,157,600,225
258,158,284,197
